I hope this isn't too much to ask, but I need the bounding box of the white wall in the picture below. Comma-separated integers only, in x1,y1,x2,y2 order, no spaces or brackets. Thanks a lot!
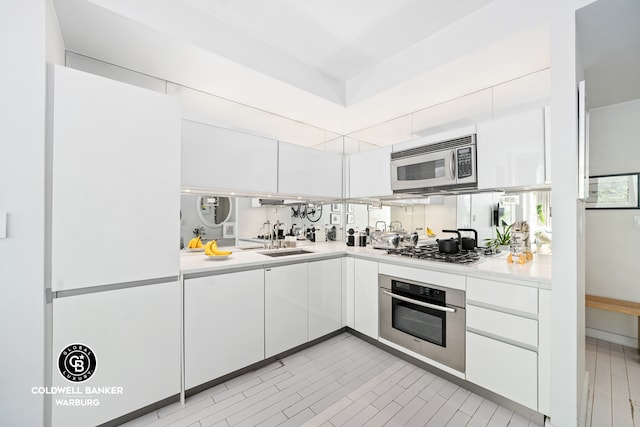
548,1,596,425
46,0,65,66
585,99,640,346
589,99,640,176
0,1,47,426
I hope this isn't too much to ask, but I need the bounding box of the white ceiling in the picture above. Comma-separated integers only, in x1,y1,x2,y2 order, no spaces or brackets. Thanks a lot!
576,0,640,108
179,0,495,83
54,0,496,106
52,0,552,137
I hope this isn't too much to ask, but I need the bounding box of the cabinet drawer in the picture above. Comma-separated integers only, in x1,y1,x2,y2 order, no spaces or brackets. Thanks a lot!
466,331,537,410
467,277,537,315
379,263,465,291
467,304,537,348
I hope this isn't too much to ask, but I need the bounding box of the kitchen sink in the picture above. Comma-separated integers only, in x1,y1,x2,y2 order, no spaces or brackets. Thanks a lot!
259,249,314,257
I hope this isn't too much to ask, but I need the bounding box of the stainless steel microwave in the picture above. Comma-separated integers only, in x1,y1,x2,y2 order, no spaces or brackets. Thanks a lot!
390,135,477,194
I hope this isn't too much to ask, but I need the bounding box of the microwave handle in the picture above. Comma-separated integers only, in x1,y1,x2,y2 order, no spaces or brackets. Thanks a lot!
450,150,456,180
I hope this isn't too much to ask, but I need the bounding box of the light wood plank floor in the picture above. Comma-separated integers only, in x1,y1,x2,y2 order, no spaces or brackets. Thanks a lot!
585,336,640,427
120,333,542,427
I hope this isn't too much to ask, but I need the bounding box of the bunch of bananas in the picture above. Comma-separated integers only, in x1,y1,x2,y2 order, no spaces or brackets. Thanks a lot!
187,236,203,249
204,240,232,257
426,227,436,237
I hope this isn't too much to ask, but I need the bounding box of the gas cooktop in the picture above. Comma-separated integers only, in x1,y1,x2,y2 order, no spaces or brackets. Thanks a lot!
385,244,492,265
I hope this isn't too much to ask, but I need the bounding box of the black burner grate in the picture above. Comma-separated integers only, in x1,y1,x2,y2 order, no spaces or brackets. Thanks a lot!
386,244,482,265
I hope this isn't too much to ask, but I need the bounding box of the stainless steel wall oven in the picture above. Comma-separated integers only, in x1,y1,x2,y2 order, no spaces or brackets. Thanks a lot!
379,274,466,372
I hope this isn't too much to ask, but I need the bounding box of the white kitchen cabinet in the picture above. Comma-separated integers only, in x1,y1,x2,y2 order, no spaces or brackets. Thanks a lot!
466,276,538,316
466,305,538,348
181,120,278,194
344,257,355,328
49,65,180,292
265,263,308,357
466,276,540,411
476,107,547,190
466,331,538,410
308,258,343,341
278,141,343,199
353,258,379,339
348,146,392,198
51,282,180,427
538,289,551,415
184,270,264,390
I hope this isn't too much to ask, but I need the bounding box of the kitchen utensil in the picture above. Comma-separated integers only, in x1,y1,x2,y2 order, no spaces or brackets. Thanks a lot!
370,231,400,249
306,226,316,242
437,230,461,254
457,228,478,250
398,231,419,247
347,228,355,246
326,225,337,241
375,221,387,231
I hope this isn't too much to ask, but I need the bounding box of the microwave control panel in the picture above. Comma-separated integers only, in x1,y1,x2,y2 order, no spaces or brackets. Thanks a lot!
457,147,473,179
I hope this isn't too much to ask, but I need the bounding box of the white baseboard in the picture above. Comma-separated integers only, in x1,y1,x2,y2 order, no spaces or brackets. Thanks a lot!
585,327,637,348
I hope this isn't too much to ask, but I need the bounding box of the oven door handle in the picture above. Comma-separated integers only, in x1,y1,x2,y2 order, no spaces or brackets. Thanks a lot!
383,290,456,313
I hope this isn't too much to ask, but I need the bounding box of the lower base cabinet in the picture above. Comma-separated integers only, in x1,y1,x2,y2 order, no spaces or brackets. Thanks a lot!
354,258,379,339
466,331,538,410
51,281,180,427
265,263,308,357
538,289,551,415
308,258,342,341
184,270,264,390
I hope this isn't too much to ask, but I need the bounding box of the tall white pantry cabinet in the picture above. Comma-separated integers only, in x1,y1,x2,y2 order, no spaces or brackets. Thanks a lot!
48,65,181,427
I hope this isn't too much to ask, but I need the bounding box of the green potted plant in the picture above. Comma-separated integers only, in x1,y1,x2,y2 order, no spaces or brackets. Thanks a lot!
484,223,512,252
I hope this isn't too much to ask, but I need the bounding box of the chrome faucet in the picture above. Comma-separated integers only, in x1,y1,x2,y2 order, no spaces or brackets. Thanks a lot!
261,221,271,249
272,220,284,248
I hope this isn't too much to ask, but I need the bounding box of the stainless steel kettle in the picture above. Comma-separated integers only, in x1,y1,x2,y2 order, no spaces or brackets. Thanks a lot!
370,231,400,249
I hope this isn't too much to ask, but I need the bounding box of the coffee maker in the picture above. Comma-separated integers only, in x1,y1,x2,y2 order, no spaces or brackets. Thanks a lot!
346,228,355,246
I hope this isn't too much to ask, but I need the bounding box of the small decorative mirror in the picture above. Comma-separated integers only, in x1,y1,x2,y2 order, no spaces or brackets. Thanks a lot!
196,195,232,227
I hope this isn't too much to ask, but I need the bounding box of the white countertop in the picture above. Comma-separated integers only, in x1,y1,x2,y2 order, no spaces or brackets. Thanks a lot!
180,241,345,275
181,241,552,286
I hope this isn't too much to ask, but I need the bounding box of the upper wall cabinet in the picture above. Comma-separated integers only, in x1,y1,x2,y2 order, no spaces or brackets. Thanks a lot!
348,146,392,199
476,107,550,190
181,120,278,194
49,66,181,292
278,141,343,199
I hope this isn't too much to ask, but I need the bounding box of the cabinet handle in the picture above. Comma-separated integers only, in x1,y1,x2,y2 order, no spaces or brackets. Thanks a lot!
383,290,456,313
265,269,271,272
